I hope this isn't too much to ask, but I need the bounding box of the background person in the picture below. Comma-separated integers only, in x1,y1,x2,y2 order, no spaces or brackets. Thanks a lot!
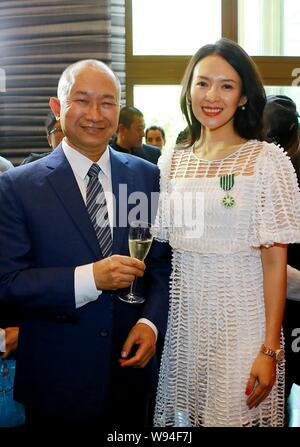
263,94,299,158
21,111,64,164
110,106,161,164
263,94,300,425
145,125,166,151
0,161,17,361
0,161,25,427
45,111,64,150
0,161,17,363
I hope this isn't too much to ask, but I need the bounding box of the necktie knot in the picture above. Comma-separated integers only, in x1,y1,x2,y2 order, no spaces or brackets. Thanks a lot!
87,163,101,178
86,162,112,257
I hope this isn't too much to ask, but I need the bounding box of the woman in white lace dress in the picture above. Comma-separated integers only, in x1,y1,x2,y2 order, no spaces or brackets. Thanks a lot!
154,38,300,427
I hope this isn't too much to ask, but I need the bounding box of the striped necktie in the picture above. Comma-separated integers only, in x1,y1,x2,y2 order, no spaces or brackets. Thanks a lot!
86,163,112,257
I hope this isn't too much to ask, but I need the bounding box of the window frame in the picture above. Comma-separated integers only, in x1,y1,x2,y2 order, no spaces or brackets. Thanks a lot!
125,0,300,105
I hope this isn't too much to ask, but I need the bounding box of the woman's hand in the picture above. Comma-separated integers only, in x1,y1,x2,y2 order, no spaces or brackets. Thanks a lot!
245,352,276,409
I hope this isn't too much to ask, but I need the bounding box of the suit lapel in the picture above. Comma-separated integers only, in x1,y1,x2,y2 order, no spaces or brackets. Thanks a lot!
45,147,102,259
110,148,132,255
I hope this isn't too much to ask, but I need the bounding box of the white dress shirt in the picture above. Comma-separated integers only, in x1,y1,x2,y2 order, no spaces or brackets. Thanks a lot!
62,141,157,337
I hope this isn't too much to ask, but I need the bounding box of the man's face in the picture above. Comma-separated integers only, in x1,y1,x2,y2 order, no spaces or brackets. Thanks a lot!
123,115,145,149
146,129,164,150
52,65,120,160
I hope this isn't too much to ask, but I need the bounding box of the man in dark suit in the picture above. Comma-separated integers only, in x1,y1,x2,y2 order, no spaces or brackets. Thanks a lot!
0,163,18,360
0,60,171,429
263,94,300,424
110,106,161,164
21,111,64,164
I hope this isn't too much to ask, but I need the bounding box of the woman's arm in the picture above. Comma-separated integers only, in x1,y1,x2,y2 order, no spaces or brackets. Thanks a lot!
246,243,287,409
261,243,287,350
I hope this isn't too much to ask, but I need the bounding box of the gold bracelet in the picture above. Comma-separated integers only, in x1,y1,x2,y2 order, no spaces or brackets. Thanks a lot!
260,344,284,363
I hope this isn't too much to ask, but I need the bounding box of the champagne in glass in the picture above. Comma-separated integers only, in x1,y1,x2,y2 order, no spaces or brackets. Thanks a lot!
118,220,153,304
129,238,152,261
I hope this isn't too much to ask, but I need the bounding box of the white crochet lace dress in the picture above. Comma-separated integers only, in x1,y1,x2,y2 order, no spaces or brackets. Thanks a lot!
153,140,300,427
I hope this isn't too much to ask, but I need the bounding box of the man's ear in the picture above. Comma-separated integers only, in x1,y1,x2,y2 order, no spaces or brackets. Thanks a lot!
49,97,61,120
118,123,126,134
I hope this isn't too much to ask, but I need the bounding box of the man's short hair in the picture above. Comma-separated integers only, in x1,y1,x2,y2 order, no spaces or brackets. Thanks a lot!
264,95,299,149
145,125,166,142
57,59,121,104
118,106,143,129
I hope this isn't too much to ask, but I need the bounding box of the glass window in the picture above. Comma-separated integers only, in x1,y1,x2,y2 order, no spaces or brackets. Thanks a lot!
238,0,300,56
132,0,221,55
133,85,187,150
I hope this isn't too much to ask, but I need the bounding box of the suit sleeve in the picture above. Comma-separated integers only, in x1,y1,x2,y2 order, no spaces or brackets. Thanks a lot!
142,240,172,337
140,166,172,337
0,173,77,320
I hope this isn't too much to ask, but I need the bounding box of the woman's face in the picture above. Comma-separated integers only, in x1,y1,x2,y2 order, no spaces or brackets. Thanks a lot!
189,54,247,133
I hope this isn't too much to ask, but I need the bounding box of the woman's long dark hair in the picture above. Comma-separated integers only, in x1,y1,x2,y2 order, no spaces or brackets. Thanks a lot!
180,38,266,146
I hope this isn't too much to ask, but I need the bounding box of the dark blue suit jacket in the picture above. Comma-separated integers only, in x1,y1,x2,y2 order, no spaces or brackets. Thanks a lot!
0,145,171,423
135,143,161,164
110,141,161,165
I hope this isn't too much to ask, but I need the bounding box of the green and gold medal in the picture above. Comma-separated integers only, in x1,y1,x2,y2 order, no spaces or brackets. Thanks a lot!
220,174,235,208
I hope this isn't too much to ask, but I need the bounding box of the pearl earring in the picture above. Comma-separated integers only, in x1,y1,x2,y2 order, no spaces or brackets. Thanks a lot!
241,105,245,111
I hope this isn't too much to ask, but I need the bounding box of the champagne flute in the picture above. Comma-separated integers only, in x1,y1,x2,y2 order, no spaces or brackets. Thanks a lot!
118,220,153,304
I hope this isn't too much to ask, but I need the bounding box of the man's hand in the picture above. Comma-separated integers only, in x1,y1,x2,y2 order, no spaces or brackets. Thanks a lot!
93,255,145,290
119,323,156,368
2,327,19,359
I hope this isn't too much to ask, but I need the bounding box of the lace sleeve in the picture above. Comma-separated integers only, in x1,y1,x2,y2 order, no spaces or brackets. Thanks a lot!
250,143,300,247
152,147,174,242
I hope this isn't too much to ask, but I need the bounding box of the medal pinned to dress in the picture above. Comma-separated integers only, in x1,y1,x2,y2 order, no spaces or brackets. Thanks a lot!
220,173,235,208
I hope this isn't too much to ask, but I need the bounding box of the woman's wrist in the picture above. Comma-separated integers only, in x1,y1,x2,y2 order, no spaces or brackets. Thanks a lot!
263,337,281,350
260,343,285,363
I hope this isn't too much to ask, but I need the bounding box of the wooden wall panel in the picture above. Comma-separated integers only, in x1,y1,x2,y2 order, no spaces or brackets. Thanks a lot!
0,0,125,165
